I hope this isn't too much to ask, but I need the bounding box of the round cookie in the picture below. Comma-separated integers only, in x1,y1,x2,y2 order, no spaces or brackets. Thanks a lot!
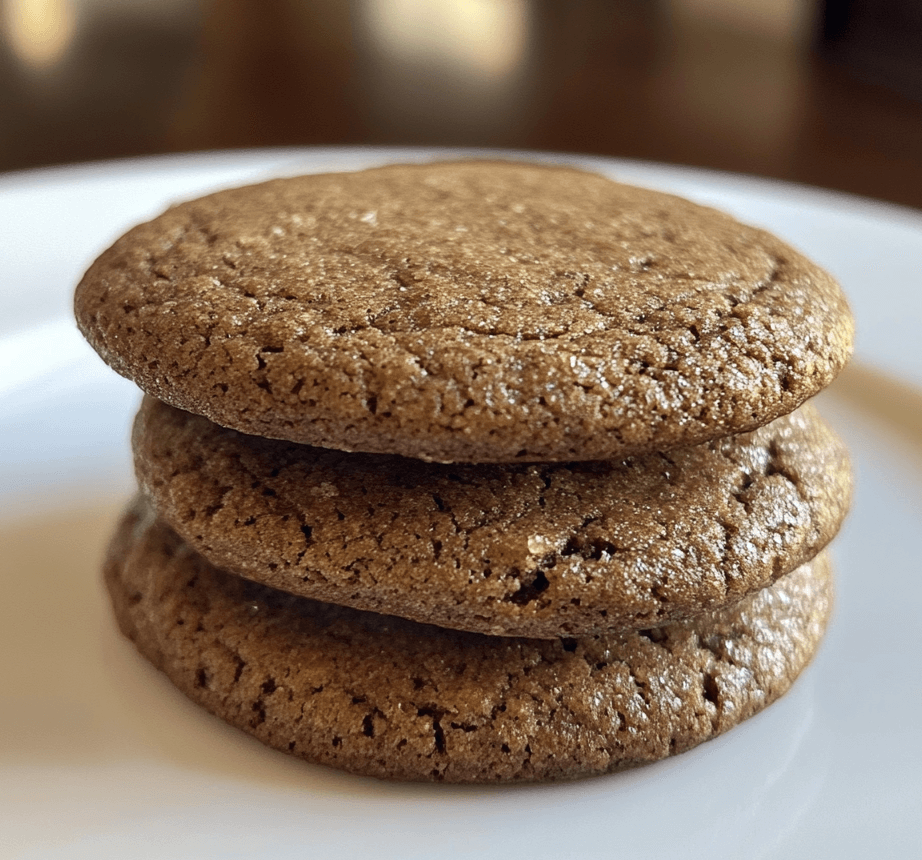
76,160,853,463
133,396,851,638
106,498,834,783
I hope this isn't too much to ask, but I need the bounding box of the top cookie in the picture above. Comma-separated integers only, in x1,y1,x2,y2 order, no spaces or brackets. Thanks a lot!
75,160,853,462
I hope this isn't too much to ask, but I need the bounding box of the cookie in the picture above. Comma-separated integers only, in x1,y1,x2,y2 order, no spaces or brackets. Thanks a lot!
133,396,850,638
76,160,853,463
106,497,833,783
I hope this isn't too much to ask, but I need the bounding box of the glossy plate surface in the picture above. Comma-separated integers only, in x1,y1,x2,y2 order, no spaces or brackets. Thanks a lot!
1,148,920,858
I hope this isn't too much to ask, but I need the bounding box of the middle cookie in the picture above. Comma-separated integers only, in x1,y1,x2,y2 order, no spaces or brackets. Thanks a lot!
134,397,851,638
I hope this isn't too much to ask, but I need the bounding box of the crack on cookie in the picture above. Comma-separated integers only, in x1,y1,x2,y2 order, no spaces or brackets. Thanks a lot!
504,567,550,606
417,706,447,754
561,534,617,561
250,699,267,728
637,627,668,646
361,707,385,738
702,671,720,708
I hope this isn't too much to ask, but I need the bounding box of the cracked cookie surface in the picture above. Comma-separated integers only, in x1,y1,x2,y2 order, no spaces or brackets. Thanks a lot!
76,160,853,462
106,497,833,783
133,396,850,638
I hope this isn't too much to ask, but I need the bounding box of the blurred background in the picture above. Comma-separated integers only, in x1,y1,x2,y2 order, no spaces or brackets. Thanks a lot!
1,0,921,207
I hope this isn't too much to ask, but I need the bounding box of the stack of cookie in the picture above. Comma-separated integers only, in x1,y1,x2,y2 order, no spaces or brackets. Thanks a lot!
75,161,853,782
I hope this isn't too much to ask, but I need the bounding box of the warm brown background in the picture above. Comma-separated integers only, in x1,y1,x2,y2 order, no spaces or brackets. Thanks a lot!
1,0,921,209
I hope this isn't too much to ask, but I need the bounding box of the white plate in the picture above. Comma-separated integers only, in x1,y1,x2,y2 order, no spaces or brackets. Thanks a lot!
1,148,920,858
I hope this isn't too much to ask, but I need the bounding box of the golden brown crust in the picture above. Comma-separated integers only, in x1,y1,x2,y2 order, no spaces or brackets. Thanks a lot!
133,396,851,637
105,498,833,783
76,160,854,462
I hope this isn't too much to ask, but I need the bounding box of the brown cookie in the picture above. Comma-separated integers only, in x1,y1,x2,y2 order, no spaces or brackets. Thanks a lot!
133,396,850,638
106,497,833,783
76,160,853,463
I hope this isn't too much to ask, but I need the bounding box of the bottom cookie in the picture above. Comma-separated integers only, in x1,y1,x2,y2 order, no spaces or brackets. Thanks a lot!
106,497,833,783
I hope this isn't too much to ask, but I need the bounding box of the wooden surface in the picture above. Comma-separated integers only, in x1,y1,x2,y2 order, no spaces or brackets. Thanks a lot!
1,0,920,210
